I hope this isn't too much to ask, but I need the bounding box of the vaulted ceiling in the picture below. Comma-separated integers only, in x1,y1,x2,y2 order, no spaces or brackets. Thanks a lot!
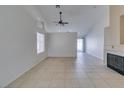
35,5,109,38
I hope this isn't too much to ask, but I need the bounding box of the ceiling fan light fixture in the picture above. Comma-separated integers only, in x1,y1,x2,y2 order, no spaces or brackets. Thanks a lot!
53,11,69,26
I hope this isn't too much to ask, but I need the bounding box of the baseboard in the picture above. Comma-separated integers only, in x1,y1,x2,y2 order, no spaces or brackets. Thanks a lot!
85,52,104,61
48,55,77,58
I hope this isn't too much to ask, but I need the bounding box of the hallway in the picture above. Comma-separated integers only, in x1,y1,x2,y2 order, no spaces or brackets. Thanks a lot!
7,53,124,88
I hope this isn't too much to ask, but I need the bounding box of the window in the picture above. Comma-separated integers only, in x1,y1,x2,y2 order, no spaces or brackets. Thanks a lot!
37,32,45,54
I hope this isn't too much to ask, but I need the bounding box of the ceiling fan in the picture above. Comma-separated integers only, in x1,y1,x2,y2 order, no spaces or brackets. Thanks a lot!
53,11,69,26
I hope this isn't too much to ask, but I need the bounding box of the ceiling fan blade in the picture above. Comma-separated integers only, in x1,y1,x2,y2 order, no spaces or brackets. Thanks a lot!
63,22,69,24
53,21,58,23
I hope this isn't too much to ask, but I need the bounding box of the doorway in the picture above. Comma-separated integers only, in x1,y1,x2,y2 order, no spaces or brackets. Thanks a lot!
77,38,84,52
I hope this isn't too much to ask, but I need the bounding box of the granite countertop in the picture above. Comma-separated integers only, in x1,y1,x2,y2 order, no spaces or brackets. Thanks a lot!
107,50,124,56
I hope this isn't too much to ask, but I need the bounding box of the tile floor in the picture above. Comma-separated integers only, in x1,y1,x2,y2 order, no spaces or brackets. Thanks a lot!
6,52,124,88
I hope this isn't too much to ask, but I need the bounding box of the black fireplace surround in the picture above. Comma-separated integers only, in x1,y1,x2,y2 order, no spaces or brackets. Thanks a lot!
107,53,124,75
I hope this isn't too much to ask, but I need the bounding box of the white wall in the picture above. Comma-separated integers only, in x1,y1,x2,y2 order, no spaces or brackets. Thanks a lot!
0,6,48,87
85,6,109,60
85,21,105,60
48,32,77,57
